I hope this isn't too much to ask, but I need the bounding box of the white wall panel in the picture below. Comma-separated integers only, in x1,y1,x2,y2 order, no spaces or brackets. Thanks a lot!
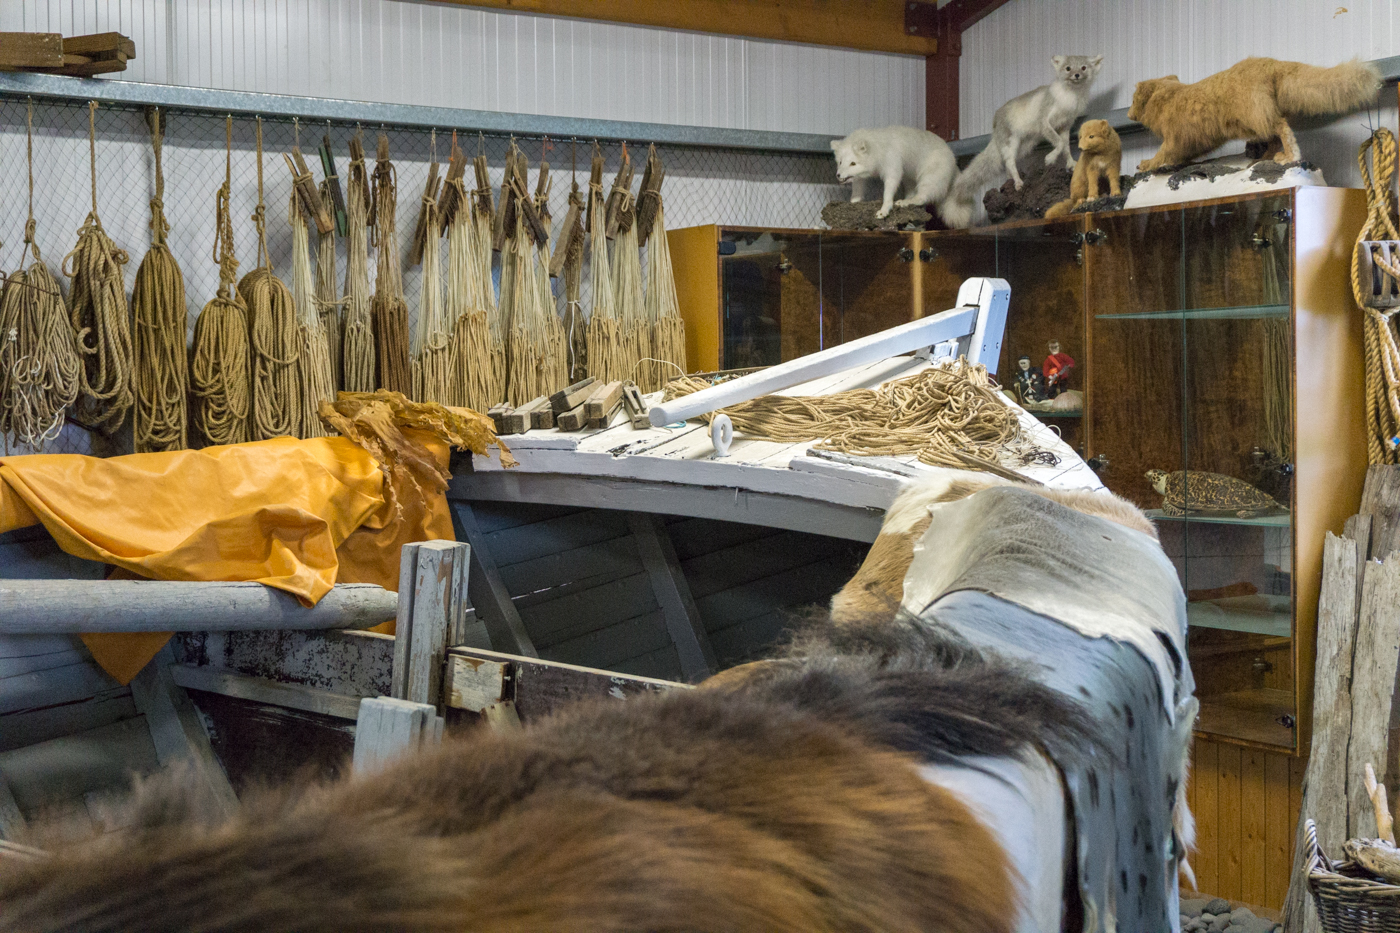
4,1,923,137
959,0,1398,188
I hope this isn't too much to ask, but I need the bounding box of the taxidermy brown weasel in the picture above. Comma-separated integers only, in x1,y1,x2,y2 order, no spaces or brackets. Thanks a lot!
1044,119,1121,219
1128,56,1380,172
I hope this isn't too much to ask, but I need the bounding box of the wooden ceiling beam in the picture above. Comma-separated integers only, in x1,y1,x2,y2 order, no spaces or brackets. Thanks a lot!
435,1,937,56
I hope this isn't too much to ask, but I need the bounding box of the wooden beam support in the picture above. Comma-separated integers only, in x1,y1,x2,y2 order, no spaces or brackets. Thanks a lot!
449,502,539,657
907,0,1016,141
351,697,443,774
392,541,473,707
442,1,935,56
170,663,363,720
629,513,716,682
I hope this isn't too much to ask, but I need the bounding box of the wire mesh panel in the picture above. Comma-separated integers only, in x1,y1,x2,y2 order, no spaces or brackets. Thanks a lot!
0,95,844,455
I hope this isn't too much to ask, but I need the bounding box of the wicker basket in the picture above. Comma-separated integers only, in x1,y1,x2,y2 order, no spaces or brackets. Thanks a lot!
1305,819,1400,933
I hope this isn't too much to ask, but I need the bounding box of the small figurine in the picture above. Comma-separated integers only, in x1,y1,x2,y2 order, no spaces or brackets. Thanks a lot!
1043,340,1075,395
1013,355,1047,404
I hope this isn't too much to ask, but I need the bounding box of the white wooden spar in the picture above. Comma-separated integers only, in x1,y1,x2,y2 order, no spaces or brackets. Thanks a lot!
0,580,399,634
649,278,1011,448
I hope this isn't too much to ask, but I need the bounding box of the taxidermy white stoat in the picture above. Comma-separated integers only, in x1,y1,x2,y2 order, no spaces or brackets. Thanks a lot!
830,125,958,222
1129,57,1380,172
943,54,1104,228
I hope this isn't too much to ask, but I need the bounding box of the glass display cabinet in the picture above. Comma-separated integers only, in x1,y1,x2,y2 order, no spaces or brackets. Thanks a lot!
672,187,1366,753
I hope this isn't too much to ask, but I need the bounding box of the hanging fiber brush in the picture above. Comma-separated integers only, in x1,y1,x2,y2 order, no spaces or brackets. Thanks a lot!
238,117,301,441
555,178,587,383
370,132,412,395
342,130,375,393
315,176,342,391
130,107,189,452
412,156,452,404
474,145,507,407
446,136,493,411
190,117,252,447
64,100,134,435
607,145,647,387
0,102,81,452
531,151,568,393
288,166,335,438
585,143,624,383
640,147,685,392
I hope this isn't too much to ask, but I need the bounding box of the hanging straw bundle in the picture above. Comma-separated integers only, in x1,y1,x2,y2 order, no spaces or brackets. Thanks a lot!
531,154,568,393
0,103,81,452
370,133,412,395
190,118,251,447
584,145,625,382
606,148,647,388
412,169,453,404
238,118,301,441
131,107,189,452
474,150,507,406
289,182,335,438
342,132,375,393
638,148,686,393
445,140,494,411
553,176,587,383
315,179,342,391
64,101,134,435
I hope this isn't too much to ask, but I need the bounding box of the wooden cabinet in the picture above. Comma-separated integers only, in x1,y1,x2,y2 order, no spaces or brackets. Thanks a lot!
674,188,1367,753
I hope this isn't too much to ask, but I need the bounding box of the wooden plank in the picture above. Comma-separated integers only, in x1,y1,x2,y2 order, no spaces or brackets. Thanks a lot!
487,403,512,434
0,33,63,69
1241,749,1268,908
172,630,393,698
470,500,586,535
556,401,589,431
0,688,137,753
628,513,716,681
407,541,465,706
1,659,121,716
0,580,399,634
584,381,624,428
351,697,442,775
1217,743,1242,900
530,404,556,430
0,774,25,841
170,663,362,720
129,645,239,819
450,501,538,657
683,528,847,600
544,609,675,672
1265,752,1293,909
497,534,642,597
518,572,657,649
550,376,597,414
1347,556,1400,840
0,718,157,814
391,542,420,701
1194,739,1219,897
61,32,136,58
484,507,631,567
502,395,550,435
443,656,507,711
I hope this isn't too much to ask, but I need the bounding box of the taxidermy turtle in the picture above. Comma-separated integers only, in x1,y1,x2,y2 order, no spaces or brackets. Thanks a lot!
1145,469,1285,518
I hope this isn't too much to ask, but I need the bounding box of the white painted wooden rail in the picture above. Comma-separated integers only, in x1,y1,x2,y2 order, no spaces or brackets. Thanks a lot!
649,277,1011,430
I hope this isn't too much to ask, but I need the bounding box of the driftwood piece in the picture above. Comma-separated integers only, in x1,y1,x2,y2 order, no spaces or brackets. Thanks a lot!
1343,838,1400,884
290,147,335,235
550,376,596,414
0,580,398,634
1347,555,1400,840
1366,762,1396,844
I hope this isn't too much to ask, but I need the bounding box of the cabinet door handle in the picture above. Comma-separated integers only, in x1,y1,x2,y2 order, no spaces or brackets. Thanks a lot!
1087,453,1110,473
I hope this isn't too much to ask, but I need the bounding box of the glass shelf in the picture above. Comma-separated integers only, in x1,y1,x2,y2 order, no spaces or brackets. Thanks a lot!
1095,304,1289,321
1145,509,1290,527
1187,599,1292,637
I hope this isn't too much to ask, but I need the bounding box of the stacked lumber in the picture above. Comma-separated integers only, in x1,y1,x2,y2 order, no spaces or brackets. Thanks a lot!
0,32,136,77
1284,465,1400,933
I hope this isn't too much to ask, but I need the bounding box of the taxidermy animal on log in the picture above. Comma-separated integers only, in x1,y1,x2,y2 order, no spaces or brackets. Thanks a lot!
1128,57,1380,172
829,125,957,221
943,55,1103,228
1044,119,1122,219
0,610,1093,933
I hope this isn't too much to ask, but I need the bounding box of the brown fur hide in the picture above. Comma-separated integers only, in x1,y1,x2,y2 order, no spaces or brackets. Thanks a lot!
831,474,1155,625
0,652,1054,933
1044,120,1122,219
1127,57,1380,172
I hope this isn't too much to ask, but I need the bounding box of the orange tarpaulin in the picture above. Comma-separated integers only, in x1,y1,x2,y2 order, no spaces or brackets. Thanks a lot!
0,433,455,682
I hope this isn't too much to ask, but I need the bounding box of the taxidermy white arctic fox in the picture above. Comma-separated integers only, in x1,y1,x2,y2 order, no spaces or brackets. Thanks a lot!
831,125,957,222
943,55,1104,229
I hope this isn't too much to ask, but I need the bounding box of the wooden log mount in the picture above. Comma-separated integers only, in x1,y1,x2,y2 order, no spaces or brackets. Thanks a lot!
0,580,399,634
550,376,597,414
502,395,551,435
584,380,624,429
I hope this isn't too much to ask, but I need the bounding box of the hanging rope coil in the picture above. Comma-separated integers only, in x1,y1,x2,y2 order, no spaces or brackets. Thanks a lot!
1353,128,1400,463
474,153,507,407
446,173,492,411
413,184,452,404
342,132,376,393
585,147,624,383
131,107,190,452
643,202,687,393
662,359,1042,470
238,117,301,440
190,117,251,447
63,101,134,435
370,133,412,395
0,104,81,452
290,187,335,438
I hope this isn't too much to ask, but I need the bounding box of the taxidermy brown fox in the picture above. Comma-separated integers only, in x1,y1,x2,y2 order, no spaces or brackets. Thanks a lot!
1044,119,1122,219
1128,57,1380,172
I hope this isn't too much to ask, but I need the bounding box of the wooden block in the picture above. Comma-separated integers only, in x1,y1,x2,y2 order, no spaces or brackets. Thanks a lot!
57,58,127,76
530,405,555,430
583,381,623,422
62,32,135,59
443,655,507,711
0,33,63,70
351,697,442,775
502,395,549,435
487,403,512,435
556,402,589,432
550,376,596,414
170,663,362,720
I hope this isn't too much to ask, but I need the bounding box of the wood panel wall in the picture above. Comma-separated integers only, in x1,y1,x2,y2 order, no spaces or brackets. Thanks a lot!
1187,736,1305,911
